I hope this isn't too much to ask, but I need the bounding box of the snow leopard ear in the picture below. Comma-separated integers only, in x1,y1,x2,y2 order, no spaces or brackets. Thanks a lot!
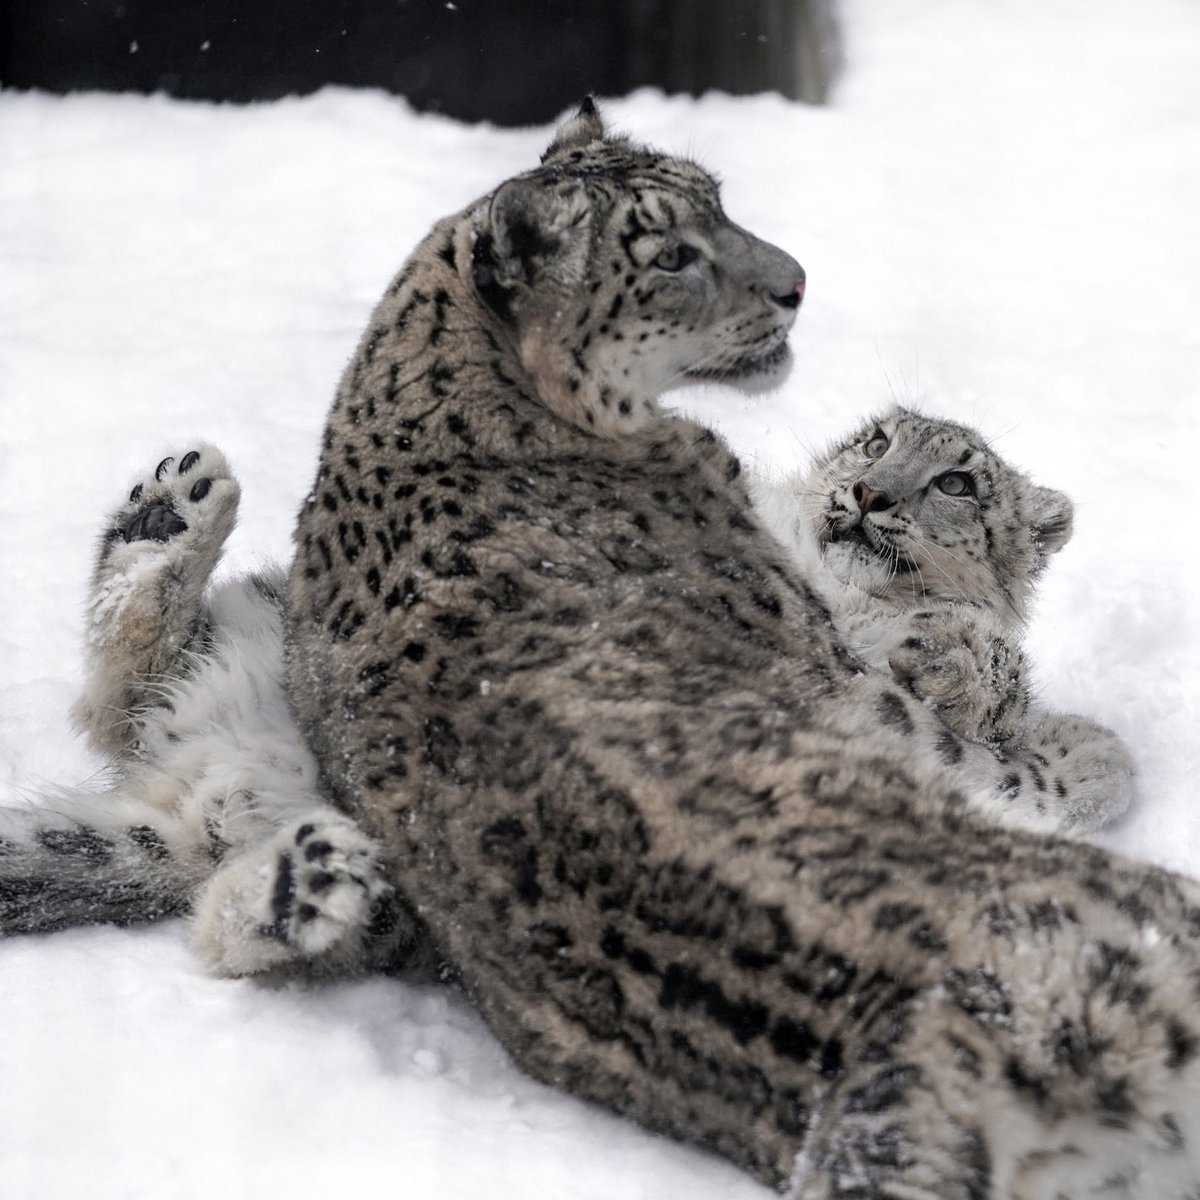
1031,486,1074,557
541,95,608,162
477,176,592,303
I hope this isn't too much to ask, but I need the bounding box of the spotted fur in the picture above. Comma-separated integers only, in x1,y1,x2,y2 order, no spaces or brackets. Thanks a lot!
753,406,1136,833
282,106,1200,1195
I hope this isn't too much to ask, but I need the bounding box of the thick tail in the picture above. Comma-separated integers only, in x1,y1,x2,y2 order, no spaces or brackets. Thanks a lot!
0,784,207,936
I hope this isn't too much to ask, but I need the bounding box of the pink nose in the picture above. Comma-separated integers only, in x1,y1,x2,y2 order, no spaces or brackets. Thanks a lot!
853,482,891,514
772,269,806,310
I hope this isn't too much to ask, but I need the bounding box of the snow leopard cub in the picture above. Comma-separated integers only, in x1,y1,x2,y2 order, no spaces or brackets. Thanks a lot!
0,446,410,976
753,404,1135,831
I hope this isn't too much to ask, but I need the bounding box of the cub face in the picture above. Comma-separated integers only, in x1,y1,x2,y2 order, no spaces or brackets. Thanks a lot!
803,406,1074,624
470,101,806,437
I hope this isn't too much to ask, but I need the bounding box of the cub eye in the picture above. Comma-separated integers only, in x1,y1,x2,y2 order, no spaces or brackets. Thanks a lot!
864,433,889,459
936,472,975,497
653,243,699,272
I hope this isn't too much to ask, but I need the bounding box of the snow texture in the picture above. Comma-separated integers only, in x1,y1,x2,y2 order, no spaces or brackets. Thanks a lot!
2,1,1198,1194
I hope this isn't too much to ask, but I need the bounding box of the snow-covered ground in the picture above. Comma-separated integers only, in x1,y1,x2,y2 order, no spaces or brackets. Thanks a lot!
2,1,1199,1195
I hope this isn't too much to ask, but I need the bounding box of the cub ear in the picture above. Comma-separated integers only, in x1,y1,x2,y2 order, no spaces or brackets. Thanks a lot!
1031,486,1074,556
480,176,592,296
541,95,607,162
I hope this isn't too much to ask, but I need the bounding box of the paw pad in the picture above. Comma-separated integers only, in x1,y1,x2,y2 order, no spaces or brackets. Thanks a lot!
262,815,390,956
123,504,188,544
111,444,236,549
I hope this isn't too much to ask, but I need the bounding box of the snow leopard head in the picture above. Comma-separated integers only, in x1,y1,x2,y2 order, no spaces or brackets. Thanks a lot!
802,406,1073,624
469,98,806,437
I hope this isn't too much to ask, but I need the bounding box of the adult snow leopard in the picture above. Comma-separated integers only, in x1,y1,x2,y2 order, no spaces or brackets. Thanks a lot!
753,405,1136,832
280,104,1200,1195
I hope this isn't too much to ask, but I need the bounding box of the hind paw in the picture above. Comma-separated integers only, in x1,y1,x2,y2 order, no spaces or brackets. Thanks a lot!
264,815,392,958
190,810,393,977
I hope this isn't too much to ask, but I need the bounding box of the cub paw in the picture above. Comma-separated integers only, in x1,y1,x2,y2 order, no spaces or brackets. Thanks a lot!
1027,713,1137,833
107,444,239,558
887,609,1027,743
262,814,391,959
75,444,243,756
889,632,986,730
190,810,393,977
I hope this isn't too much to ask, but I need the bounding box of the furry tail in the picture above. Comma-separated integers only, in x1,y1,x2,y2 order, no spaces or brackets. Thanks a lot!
0,787,206,936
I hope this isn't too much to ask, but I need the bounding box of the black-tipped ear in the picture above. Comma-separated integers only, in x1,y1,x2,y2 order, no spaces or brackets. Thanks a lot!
541,95,607,162
1031,486,1073,556
476,176,592,313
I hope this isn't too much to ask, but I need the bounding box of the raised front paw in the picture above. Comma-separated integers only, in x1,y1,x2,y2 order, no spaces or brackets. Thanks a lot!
74,444,243,755
886,608,1028,743
105,444,239,564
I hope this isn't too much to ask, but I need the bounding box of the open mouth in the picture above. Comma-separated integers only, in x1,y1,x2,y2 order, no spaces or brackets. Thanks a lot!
828,522,873,550
827,523,918,574
685,341,792,387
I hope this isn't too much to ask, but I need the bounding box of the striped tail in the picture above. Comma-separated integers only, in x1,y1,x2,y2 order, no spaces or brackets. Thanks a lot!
0,787,205,936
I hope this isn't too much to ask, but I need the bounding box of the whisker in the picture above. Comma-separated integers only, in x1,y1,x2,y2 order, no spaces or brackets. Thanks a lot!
909,540,973,604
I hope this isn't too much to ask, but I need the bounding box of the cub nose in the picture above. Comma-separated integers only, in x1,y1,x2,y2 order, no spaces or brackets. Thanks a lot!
853,482,892,514
772,267,806,310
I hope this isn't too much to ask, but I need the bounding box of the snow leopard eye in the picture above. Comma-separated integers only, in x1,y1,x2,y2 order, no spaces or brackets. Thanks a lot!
936,471,975,497
864,433,889,459
653,243,699,272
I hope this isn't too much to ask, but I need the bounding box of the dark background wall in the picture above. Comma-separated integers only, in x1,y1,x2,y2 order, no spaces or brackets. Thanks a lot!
0,0,841,123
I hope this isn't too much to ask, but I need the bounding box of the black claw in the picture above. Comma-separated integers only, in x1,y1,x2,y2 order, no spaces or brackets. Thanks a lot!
155,457,175,481
189,478,212,502
178,450,201,475
129,483,143,502
123,504,188,543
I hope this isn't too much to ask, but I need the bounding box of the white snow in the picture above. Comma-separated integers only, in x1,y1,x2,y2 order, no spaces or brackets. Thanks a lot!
2,1,1198,1194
